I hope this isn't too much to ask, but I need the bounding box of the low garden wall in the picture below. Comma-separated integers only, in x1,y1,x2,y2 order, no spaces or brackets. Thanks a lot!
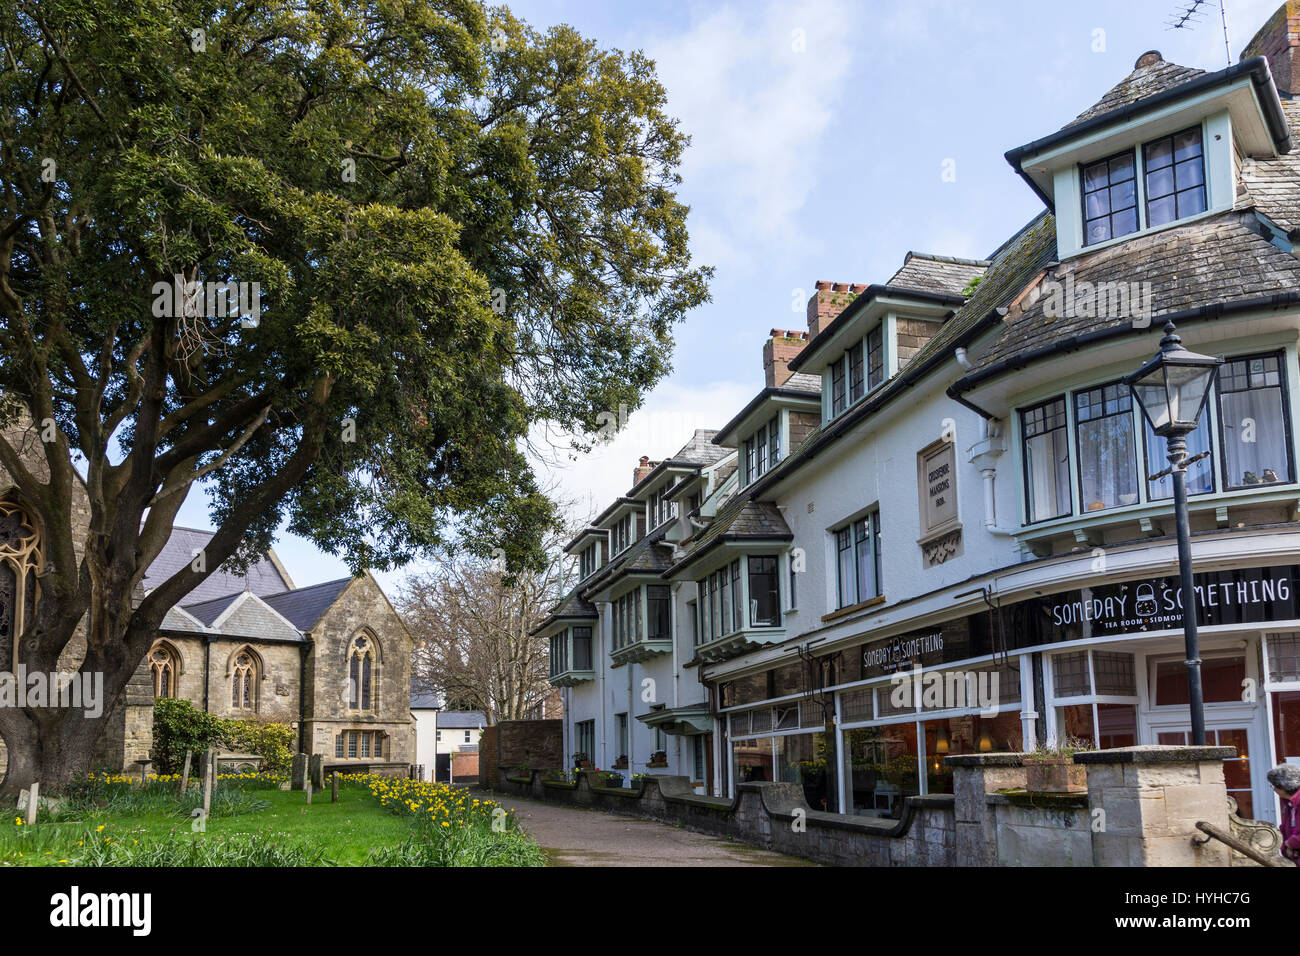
493,745,1262,867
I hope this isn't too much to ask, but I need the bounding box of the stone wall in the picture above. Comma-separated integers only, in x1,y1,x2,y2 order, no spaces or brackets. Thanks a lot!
479,726,500,788
497,719,562,771
495,745,1262,867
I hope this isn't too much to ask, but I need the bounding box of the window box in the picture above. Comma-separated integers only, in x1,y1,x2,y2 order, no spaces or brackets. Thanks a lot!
647,750,668,768
611,756,628,770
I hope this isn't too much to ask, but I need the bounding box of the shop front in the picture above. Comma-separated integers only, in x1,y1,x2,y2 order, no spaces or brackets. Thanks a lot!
715,563,1300,825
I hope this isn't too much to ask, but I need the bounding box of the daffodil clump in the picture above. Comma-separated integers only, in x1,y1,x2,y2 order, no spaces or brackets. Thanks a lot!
354,774,545,866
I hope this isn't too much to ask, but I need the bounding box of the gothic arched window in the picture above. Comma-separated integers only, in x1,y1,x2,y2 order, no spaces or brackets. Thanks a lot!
149,643,179,698
0,499,41,674
231,650,257,710
348,634,376,711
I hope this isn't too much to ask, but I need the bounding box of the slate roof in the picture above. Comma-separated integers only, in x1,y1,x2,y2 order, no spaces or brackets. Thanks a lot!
670,429,731,466
142,526,291,605
1239,98,1300,232
438,710,486,729
965,210,1300,377
182,591,245,627
784,371,822,392
531,586,598,634
1066,56,1206,128
410,692,441,709
260,577,354,631
887,253,989,297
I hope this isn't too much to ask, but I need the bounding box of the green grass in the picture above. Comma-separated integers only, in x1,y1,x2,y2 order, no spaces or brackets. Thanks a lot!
0,777,536,867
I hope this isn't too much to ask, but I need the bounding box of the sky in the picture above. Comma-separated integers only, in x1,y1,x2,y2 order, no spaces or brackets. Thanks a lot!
173,0,1286,597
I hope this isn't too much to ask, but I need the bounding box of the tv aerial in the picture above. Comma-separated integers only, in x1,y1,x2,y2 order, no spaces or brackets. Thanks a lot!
1166,0,1232,66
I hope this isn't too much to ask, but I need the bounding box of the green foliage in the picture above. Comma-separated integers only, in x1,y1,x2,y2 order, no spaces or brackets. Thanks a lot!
0,0,711,582
151,700,295,773
218,719,296,773
150,699,223,774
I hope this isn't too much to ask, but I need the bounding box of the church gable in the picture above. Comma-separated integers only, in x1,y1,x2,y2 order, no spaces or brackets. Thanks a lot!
206,592,302,644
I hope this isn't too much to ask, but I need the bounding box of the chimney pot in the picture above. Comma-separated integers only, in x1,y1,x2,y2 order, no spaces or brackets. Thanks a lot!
806,279,867,338
1134,50,1162,70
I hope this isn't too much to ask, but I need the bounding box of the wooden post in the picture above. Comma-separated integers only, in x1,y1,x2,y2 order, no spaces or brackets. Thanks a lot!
24,782,39,825
331,772,339,803
201,750,214,823
180,749,192,796
305,780,313,805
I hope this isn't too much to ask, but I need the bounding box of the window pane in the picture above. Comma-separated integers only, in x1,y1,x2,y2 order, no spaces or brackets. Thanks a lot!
731,560,742,630
1082,149,1139,245
719,570,730,634
1052,652,1091,697
1218,354,1292,487
1093,651,1137,696
1146,415,1213,499
854,519,876,603
1075,383,1137,511
1022,398,1071,521
748,556,779,626
843,723,919,819
1144,127,1204,229
1152,656,1246,705
837,529,855,607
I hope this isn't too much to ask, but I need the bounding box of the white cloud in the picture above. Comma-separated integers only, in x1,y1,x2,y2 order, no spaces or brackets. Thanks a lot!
529,377,753,524
646,0,859,269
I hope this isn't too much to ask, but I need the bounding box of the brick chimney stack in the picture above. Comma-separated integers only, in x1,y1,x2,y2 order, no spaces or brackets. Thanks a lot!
633,455,657,486
763,329,810,387
806,281,869,338
1242,1,1300,95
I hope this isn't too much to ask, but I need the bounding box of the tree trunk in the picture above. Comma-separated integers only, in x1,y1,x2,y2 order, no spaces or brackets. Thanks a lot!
0,706,113,798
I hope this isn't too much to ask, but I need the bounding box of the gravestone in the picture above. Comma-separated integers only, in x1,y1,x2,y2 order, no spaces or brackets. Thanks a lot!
179,750,193,795
309,754,324,790
305,781,313,805
331,772,339,803
291,753,308,790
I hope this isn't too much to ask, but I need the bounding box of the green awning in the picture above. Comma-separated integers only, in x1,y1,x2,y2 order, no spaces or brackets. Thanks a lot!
636,705,714,736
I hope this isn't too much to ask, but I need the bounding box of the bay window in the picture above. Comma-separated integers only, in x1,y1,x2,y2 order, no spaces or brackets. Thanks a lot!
835,512,881,609
1021,397,1071,523
613,589,641,650
1217,352,1293,489
1074,382,1138,512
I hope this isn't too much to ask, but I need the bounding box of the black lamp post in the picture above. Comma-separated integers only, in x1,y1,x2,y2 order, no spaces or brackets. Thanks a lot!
1123,321,1222,746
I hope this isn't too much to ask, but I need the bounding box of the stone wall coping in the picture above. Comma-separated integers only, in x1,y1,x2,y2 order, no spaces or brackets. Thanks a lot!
987,791,1089,810
1074,745,1236,765
943,752,1023,767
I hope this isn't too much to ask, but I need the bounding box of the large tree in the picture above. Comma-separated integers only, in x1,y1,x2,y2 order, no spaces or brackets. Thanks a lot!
0,0,709,794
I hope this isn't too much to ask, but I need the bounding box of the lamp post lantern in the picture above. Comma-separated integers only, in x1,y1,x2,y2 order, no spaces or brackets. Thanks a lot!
1123,320,1221,746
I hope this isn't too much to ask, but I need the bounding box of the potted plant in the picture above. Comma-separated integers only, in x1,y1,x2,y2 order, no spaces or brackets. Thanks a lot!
571,751,591,770
602,771,624,788
1022,738,1091,793
647,750,668,768
611,754,628,770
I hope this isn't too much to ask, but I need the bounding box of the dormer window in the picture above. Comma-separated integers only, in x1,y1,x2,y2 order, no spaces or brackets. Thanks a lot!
648,486,677,529
743,415,780,485
827,326,885,421
1082,126,1205,246
578,542,600,579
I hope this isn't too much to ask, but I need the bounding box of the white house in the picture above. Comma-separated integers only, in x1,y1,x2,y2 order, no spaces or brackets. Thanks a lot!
541,8,1300,825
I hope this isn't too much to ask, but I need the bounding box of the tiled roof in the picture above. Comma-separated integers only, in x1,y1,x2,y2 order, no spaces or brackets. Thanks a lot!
260,577,353,631
887,252,989,298
410,692,441,709
1066,56,1206,128
1240,98,1300,231
142,526,291,604
967,210,1300,375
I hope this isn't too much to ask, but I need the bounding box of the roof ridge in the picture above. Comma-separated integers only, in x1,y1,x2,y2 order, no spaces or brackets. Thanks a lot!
264,575,355,597
902,251,991,267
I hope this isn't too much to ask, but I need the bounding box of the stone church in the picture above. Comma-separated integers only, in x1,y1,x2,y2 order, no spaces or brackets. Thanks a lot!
0,423,415,776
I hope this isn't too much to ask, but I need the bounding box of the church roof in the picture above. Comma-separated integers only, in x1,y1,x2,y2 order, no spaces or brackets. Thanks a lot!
142,526,292,604
260,577,354,631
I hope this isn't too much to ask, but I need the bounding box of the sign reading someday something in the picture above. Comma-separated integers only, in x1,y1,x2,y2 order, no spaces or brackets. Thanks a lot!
859,565,1300,679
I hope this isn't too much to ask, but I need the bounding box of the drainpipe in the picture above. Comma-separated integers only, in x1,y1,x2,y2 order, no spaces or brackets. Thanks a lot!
203,637,212,712
298,635,311,755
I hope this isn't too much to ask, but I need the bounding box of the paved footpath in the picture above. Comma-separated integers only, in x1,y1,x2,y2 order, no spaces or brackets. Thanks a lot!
489,793,819,866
